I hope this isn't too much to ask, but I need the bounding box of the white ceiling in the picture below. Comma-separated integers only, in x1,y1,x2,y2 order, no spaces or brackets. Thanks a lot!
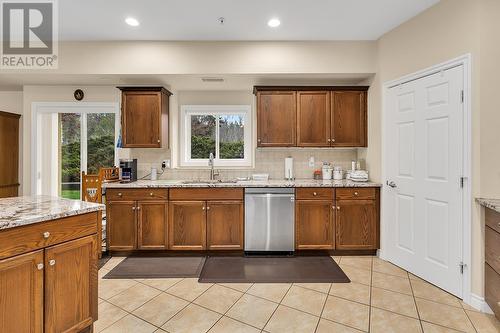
59,0,439,41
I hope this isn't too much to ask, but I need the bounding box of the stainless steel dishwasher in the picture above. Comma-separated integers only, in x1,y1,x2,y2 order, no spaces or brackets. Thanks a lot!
244,188,295,254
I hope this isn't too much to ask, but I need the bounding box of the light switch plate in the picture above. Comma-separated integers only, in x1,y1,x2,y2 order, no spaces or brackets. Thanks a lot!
162,160,171,169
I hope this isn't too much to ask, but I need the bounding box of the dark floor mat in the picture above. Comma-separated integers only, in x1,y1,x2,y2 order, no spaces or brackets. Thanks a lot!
103,256,206,279
98,253,111,270
198,256,350,283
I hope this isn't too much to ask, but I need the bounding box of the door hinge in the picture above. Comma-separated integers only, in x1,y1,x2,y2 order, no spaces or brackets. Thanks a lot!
460,176,466,188
460,90,464,103
460,262,467,274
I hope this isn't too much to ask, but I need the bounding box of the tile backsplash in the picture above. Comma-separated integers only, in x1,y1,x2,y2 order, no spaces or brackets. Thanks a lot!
127,148,359,180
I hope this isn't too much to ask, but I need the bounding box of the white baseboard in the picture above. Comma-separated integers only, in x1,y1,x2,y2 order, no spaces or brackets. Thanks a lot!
469,293,494,314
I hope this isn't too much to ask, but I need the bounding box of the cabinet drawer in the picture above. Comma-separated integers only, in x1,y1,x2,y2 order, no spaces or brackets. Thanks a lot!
169,188,243,201
296,188,334,200
486,226,500,274
336,188,376,200
485,263,500,319
0,212,98,259
106,188,168,201
486,208,500,234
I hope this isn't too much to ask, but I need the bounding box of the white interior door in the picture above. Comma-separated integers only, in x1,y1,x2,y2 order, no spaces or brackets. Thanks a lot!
385,65,464,297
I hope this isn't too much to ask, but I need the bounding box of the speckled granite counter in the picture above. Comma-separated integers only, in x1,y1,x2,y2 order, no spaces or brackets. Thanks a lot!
0,195,105,230
476,198,500,213
102,178,382,189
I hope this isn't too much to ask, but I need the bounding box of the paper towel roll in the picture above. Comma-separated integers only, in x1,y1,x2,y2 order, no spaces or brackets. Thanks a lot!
284,157,294,180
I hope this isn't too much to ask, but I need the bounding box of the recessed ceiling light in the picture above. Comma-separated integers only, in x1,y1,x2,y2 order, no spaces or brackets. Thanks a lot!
125,17,139,27
267,18,281,28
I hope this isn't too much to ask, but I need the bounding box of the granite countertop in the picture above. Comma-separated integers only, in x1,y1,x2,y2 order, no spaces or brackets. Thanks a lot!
476,198,500,214
102,178,382,189
0,195,105,231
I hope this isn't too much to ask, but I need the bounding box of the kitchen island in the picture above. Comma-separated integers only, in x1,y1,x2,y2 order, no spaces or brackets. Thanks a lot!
102,179,381,254
0,196,104,333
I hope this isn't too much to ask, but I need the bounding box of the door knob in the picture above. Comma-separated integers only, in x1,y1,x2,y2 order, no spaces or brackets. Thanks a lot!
387,181,397,188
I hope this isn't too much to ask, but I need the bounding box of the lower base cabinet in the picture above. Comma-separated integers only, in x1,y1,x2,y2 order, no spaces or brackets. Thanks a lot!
295,200,335,249
107,201,137,251
335,199,377,249
207,201,244,250
168,201,207,250
138,201,168,250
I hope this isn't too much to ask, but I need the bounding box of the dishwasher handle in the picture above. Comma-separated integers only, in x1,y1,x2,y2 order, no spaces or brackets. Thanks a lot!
245,193,295,202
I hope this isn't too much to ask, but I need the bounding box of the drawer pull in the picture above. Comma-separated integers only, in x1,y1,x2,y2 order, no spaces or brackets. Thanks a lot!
354,192,359,196
150,192,154,196
313,192,317,196
37,263,44,270
136,206,141,210
49,259,56,266
118,193,122,197
43,231,50,239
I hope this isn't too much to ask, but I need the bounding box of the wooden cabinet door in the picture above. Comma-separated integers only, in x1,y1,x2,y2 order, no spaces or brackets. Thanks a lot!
107,201,137,251
122,91,161,147
295,200,334,249
0,250,43,333
138,201,168,250
257,91,296,146
45,235,97,333
331,91,367,147
168,201,206,250
206,201,244,250
335,200,376,249
297,91,331,147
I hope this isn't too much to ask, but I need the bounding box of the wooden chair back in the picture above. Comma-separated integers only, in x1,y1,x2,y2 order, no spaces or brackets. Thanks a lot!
99,167,119,183
81,171,102,203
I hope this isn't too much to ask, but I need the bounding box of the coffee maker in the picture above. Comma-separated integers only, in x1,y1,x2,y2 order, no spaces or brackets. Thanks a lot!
119,159,137,182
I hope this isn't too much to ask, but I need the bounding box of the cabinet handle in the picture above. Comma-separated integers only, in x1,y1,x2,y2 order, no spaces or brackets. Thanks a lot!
332,138,335,142
118,193,122,197
497,222,500,227
157,140,160,143
327,139,331,142
132,207,136,210
313,192,317,196
136,206,141,210
337,206,340,210
202,206,205,210
43,231,50,239
150,192,153,196
37,263,44,270
207,206,210,210
332,206,335,210
49,259,56,266
257,139,261,143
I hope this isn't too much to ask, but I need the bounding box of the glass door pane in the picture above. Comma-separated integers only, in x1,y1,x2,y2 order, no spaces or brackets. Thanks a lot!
59,113,81,199
87,113,116,174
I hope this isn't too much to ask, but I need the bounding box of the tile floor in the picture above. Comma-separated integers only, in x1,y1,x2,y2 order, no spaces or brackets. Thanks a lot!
96,256,500,333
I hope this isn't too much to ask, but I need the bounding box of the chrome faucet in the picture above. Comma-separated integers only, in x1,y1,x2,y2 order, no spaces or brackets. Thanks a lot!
208,152,219,180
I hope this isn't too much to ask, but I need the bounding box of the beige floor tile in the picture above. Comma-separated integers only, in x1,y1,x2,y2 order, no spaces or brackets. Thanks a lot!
94,301,128,332
137,278,183,291
371,271,413,295
194,285,243,314
339,256,373,271
339,264,372,286
329,281,371,305
98,278,137,300
218,283,253,293
133,293,189,327
226,294,278,329
264,305,319,333
108,283,161,312
281,285,327,316
166,278,213,301
246,283,291,303
101,314,156,333
421,321,463,332
466,310,500,333
370,307,422,333
162,303,222,333
208,316,260,333
415,298,475,333
322,296,370,331
409,272,426,281
98,297,105,304
293,282,331,294
332,256,341,263
411,279,462,307
101,257,126,270
99,268,110,279
371,287,418,318
316,318,364,333
372,258,408,278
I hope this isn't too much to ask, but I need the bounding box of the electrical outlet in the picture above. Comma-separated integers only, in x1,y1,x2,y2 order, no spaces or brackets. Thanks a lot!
161,159,171,169
308,156,315,167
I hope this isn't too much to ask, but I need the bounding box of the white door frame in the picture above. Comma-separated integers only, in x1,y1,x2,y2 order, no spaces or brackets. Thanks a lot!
380,54,472,305
31,102,120,196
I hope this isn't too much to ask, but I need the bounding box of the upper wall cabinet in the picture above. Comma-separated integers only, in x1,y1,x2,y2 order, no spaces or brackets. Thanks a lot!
254,86,368,148
118,87,172,148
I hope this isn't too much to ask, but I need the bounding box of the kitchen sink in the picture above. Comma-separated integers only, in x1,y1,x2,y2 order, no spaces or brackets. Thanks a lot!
181,179,238,184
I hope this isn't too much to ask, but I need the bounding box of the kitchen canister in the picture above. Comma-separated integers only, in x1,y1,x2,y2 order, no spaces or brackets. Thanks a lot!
333,166,343,180
322,163,333,180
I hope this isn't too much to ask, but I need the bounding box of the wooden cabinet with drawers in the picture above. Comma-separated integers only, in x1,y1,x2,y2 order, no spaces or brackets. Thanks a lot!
118,87,171,148
484,208,500,319
0,212,99,333
254,86,368,148
106,189,169,251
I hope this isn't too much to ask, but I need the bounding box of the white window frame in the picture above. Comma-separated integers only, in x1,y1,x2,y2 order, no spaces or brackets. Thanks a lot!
180,105,252,167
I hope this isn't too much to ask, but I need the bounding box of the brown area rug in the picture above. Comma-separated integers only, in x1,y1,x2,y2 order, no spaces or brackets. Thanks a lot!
103,256,206,279
198,256,350,283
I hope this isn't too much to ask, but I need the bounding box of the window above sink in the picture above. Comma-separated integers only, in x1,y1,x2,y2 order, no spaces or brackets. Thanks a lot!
180,105,252,168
